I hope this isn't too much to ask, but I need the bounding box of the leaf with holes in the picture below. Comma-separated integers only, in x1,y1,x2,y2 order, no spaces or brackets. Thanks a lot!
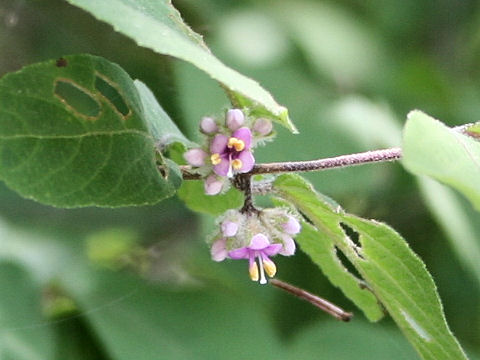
402,110,480,211
0,54,181,207
274,174,468,360
65,0,296,132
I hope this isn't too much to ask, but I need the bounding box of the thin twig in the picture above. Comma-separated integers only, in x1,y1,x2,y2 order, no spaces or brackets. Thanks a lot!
270,279,353,322
176,147,402,179
249,147,402,175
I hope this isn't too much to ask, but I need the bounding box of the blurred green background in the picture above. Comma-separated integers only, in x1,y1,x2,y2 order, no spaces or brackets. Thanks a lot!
0,0,479,359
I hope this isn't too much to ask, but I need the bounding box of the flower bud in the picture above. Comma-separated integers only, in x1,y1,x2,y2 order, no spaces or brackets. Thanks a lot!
204,175,223,195
184,148,208,167
253,118,273,135
226,109,245,130
221,220,239,237
211,238,228,262
200,116,218,134
282,216,301,235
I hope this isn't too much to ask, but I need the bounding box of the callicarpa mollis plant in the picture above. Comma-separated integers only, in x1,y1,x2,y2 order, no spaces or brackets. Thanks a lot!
0,1,479,360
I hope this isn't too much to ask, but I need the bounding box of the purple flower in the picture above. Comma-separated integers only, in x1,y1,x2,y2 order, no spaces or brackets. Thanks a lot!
210,127,255,177
228,233,282,284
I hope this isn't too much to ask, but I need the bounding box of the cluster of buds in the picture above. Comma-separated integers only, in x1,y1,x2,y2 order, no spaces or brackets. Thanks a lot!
210,208,301,284
183,109,273,195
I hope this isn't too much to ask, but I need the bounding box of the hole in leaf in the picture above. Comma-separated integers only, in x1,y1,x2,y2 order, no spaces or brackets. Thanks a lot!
54,80,100,117
55,58,68,67
340,222,361,248
334,246,363,279
95,75,129,116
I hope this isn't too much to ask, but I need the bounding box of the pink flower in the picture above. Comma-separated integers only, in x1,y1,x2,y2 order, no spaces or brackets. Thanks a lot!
228,234,282,284
210,127,255,177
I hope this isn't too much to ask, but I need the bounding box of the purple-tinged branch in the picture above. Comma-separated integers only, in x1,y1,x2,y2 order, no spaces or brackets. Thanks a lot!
270,278,353,321
177,147,402,179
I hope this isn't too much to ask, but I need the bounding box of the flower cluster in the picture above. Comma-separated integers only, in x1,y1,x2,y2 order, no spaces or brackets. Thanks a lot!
210,208,301,284
183,109,273,195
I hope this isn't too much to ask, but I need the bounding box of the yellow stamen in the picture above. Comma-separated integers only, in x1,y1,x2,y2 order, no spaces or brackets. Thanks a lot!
263,259,277,278
210,153,221,165
227,137,245,152
249,263,259,282
231,159,243,170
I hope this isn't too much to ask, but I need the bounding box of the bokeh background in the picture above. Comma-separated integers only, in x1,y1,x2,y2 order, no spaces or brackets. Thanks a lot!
0,0,479,359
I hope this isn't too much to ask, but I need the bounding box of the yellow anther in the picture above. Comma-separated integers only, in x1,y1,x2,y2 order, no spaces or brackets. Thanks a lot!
227,137,245,152
249,263,259,282
263,259,277,278
210,153,221,165
231,159,243,170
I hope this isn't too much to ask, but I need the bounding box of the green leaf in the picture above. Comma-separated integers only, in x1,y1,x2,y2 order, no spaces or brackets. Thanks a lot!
417,177,480,284
0,262,55,360
177,180,243,216
402,110,480,211
0,54,180,207
274,174,468,360
296,222,385,321
134,80,195,149
64,269,282,360
65,0,296,132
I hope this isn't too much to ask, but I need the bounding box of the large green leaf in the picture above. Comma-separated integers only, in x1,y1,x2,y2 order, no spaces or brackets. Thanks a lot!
0,54,181,207
402,110,480,211
65,0,296,132
274,174,468,360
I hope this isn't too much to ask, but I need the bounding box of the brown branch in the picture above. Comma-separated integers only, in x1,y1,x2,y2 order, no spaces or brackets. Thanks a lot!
270,279,353,321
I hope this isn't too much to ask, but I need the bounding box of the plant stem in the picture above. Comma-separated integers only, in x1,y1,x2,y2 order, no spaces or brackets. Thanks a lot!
178,147,402,179
270,279,353,321
249,147,402,175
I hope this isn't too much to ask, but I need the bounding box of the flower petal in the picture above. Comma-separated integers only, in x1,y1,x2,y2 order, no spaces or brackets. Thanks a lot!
204,175,223,195
183,148,207,167
249,233,270,250
228,247,250,259
235,150,255,173
232,127,252,149
282,216,301,235
210,134,229,154
279,235,296,256
213,157,231,177
211,238,228,262
221,220,239,237
263,243,283,256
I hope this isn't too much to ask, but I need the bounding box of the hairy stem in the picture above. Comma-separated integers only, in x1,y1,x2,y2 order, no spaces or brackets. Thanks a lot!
178,147,402,180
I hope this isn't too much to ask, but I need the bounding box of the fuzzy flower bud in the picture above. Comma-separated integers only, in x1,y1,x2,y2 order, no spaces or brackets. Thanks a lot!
204,175,224,195
184,148,208,167
226,109,245,131
253,118,273,136
200,116,218,134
